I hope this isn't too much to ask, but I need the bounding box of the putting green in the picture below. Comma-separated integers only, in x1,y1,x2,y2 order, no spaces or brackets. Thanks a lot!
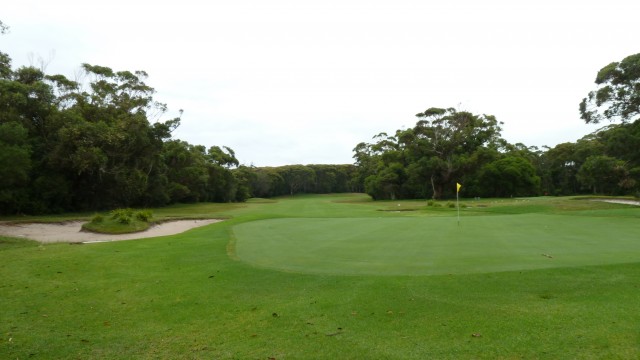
232,214,640,275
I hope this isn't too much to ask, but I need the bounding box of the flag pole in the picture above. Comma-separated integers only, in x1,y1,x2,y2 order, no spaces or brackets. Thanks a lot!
457,190,460,225
456,182,461,226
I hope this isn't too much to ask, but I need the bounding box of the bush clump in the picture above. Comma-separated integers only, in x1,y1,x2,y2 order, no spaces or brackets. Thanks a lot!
91,214,104,223
135,210,153,222
111,208,134,224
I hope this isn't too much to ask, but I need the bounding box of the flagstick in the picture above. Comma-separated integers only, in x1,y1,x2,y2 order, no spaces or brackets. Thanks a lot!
457,191,460,226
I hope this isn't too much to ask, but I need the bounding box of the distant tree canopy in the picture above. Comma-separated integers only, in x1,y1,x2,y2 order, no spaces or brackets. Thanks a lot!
352,107,541,200
2,27,639,214
580,53,640,124
0,46,251,214
249,164,359,198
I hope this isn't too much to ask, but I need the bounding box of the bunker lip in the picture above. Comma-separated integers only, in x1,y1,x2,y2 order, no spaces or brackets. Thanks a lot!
591,199,640,206
0,219,221,243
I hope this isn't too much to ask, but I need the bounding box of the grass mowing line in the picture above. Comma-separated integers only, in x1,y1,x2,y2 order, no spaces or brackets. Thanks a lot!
233,214,640,276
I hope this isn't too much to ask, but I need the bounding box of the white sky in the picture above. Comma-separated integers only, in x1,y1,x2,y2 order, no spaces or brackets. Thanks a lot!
2,1,639,166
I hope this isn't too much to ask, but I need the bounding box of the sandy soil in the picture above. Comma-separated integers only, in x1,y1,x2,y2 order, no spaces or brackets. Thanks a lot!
592,199,640,206
0,219,221,244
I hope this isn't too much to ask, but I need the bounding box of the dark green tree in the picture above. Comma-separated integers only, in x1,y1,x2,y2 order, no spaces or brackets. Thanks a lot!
577,155,631,195
162,140,209,203
0,122,31,213
477,156,540,197
412,108,504,199
580,53,640,124
280,165,316,195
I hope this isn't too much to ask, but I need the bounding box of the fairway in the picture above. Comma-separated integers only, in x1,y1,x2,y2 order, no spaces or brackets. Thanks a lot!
233,214,640,275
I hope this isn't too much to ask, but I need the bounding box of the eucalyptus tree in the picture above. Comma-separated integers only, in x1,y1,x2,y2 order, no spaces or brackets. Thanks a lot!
411,107,505,199
477,156,540,197
0,54,66,212
47,64,181,208
577,155,631,195
0,122,31,213
280,165,316,195
580,53,640,124
353,132,408,200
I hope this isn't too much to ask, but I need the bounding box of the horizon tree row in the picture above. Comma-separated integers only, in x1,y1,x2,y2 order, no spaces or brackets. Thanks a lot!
247,164,359,198
355,52,640,200
354,111,640,200
2,22,639,213
352,107,541,200
0,48,250,214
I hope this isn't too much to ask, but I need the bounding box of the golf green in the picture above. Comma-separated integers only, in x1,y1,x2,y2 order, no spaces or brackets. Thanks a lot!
233,214,640,275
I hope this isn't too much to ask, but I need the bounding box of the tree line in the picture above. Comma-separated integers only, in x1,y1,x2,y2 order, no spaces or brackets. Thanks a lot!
355,53,640,200
0,24,360,214
353,108,640,200
1,19,639,213
0,43,358,215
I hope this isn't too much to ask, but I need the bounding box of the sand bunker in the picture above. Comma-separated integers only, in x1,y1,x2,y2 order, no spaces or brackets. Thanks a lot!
592,199,640,206
0,219,221,244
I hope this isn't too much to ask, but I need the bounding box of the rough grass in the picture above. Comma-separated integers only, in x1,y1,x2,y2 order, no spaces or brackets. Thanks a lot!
81,217,151,234
1,194,640,359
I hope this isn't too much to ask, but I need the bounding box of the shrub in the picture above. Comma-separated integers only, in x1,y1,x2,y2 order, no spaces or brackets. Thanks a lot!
447,202,455,208
91,214,104,223
135,210,153,222
427,200,435,206
111,208,134,224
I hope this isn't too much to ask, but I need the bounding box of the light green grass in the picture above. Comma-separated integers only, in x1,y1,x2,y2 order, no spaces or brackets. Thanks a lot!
233,214,640,275
1,194,640,359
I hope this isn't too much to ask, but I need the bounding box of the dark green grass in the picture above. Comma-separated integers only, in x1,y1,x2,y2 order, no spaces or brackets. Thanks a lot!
82,217,151,234
1,194,640,359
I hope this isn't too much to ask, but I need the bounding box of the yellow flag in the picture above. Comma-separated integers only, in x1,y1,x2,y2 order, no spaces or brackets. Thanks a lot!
456,182,462,193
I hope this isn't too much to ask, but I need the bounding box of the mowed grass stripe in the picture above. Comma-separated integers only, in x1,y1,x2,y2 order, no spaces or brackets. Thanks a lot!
233,214,640,275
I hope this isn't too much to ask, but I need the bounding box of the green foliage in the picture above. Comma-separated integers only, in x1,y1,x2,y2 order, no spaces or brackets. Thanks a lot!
82,208,152,234
577,155,630,195
135,209,153,222
0,48,250,214
110,208,134,224
246,164,357,198
580,53,640,124
0,122,31,214
478,155,541,197
356,107,525,200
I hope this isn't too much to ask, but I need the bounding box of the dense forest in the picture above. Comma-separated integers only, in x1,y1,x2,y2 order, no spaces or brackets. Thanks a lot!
354,53,640,200
1,19,639,214
354,106,640,200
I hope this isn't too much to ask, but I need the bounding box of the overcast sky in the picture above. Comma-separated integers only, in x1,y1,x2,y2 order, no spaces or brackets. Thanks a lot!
3,1,639,166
